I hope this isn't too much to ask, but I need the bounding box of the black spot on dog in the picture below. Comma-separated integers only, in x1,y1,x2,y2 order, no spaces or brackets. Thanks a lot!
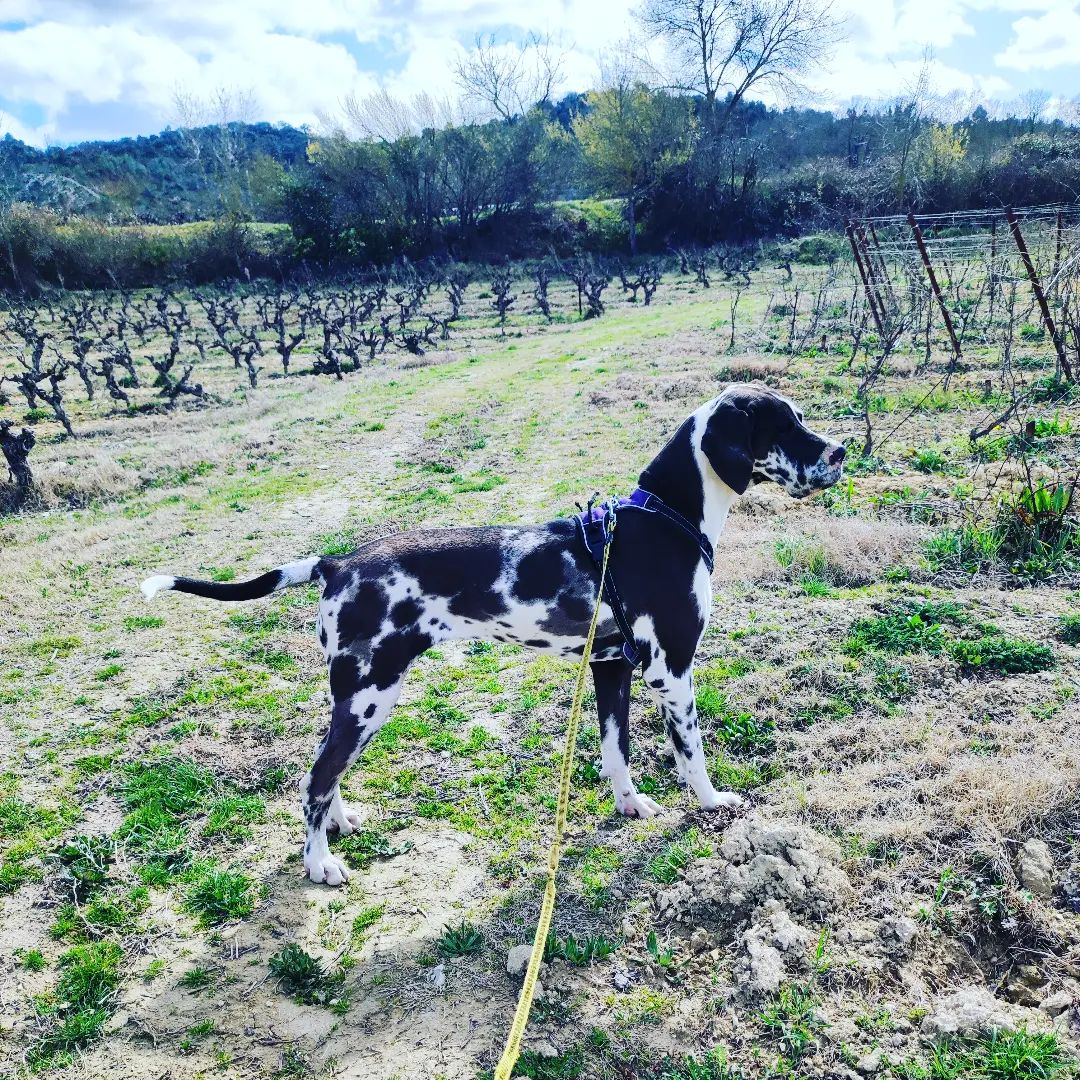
649,678,664,689
513,543,566,603
329,654,360,700
429,617,439,626
321,568,355,601
364,703,376,719
497,620,512,628
666,718,688,759
525,638,550,649
390,597,423,628
368,628,432,690
337,581,387,647
319,626,328,647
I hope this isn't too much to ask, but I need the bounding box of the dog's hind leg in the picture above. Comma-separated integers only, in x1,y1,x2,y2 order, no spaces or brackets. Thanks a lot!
592,659,660,819
300,664,407,885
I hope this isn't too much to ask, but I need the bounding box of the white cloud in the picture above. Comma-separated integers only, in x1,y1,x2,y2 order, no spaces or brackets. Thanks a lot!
0,0,1075,146
996,3,1080,69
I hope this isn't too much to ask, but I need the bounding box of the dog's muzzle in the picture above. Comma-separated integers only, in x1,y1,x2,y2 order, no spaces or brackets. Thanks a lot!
807,443,846,492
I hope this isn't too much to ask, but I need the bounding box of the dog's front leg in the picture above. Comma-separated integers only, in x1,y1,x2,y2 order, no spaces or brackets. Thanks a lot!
592,659,660,818
647,667,742,812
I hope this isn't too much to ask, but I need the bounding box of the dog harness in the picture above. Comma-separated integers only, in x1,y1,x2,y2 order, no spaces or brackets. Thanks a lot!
574,488,714,668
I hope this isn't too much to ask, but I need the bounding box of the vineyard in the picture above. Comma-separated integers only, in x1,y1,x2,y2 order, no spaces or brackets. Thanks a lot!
1,218,1079,1079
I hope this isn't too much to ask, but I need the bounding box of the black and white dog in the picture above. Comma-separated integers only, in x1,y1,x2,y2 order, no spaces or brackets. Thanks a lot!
141,384,845,886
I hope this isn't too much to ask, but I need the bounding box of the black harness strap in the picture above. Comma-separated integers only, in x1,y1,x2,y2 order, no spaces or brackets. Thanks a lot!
574,488,714,669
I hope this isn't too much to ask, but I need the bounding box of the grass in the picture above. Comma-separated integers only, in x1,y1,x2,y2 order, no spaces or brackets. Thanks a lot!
646,828,713,884
183,866,257,925
4,255,1080,1078
28,941,123,1067
894,1029,1072,1080
758,982,825,1063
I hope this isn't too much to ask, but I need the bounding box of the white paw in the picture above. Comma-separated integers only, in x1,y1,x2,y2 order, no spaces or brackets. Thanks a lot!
305,850,350,886
699,790,744,811
616,790,662,819
327,801,363,836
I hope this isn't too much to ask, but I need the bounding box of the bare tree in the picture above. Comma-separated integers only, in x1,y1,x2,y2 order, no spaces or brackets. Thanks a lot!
638,0,841,132
453,33,564,120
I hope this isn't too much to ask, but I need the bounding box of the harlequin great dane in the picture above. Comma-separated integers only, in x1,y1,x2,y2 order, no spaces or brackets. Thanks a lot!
141,383,845,886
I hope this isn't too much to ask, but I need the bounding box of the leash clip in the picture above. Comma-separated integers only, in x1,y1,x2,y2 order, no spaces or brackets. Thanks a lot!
601,497,618,547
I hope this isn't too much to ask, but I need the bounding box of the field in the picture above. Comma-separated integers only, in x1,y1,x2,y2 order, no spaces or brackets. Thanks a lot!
2,256,1079,1080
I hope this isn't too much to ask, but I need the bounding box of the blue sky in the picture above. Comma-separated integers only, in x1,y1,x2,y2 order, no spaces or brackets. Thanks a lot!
0,0,1077,146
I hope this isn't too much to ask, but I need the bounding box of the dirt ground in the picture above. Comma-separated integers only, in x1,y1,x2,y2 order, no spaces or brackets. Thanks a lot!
1,266,1079,1080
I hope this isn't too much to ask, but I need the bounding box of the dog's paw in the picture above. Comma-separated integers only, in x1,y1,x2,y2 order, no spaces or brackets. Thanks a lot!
305,851,351,887
327,800,363,836
616,790,662,819
698,790,743,812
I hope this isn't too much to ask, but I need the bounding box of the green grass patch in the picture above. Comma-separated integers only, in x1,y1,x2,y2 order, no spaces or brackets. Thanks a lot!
844,613,947,656
183,866,257,925
947,636,1054,676
893,1028,1072,1080
28,941,123,1067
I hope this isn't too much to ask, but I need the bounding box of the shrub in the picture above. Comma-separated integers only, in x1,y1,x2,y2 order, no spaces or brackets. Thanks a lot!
1059,614,1080,643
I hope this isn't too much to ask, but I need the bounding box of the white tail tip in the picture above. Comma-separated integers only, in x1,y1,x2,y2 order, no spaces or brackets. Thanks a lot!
141,575,175,601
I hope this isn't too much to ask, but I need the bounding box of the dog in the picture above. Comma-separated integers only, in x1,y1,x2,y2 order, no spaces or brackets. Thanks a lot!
141,384,845,886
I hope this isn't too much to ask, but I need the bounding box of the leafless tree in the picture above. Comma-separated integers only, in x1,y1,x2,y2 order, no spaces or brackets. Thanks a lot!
638,0,841,132
453,33,564,120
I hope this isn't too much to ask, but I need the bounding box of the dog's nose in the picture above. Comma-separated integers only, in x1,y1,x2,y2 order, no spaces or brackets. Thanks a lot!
828,445,846,466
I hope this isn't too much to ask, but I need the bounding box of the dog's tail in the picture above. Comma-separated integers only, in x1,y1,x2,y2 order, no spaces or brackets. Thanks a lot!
140,556,321,603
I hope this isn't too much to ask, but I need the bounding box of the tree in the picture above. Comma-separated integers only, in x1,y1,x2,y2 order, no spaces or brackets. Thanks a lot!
638,0,841,133
574,61,694,253
454,34,564,121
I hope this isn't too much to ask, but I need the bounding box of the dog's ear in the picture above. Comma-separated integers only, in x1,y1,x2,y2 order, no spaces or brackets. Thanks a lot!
700,399,754,494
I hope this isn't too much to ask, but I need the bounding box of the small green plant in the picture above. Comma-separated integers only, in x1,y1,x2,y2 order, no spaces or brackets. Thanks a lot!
336,826,413,868
647,829,712,884
758,982,824,1063
655,1047,739,1080
912,447,948,473
54,834,113,899
28,941,123,1067
560,933,618,965
845,613,946,656
184,867,256,925
646,930,676,968
20,948,46,971
268,943,333,1004
437,920,483,957
1059,614,1080,643
893,1028,1070,1080
948,636,1054,675
179,966,216,993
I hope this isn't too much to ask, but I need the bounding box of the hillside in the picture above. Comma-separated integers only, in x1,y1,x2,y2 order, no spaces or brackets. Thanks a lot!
0,122,310,223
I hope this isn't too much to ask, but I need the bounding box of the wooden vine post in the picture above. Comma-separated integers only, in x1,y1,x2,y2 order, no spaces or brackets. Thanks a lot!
1007,206,1073,382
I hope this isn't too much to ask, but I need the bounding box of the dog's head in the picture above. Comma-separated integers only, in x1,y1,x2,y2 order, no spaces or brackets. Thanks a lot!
700,384,845,498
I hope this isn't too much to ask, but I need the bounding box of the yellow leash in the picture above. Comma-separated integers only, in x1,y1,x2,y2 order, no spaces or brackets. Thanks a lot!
493,525,614,1080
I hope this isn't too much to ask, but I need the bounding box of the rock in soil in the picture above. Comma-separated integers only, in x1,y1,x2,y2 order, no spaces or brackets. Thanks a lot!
921,988,1018,1039
1016,838,1054,898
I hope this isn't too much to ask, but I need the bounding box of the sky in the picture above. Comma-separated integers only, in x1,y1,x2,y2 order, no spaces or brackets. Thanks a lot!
0,0,1078,147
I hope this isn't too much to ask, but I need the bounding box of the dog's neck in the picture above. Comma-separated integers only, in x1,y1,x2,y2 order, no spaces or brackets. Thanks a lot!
637,412,738,552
